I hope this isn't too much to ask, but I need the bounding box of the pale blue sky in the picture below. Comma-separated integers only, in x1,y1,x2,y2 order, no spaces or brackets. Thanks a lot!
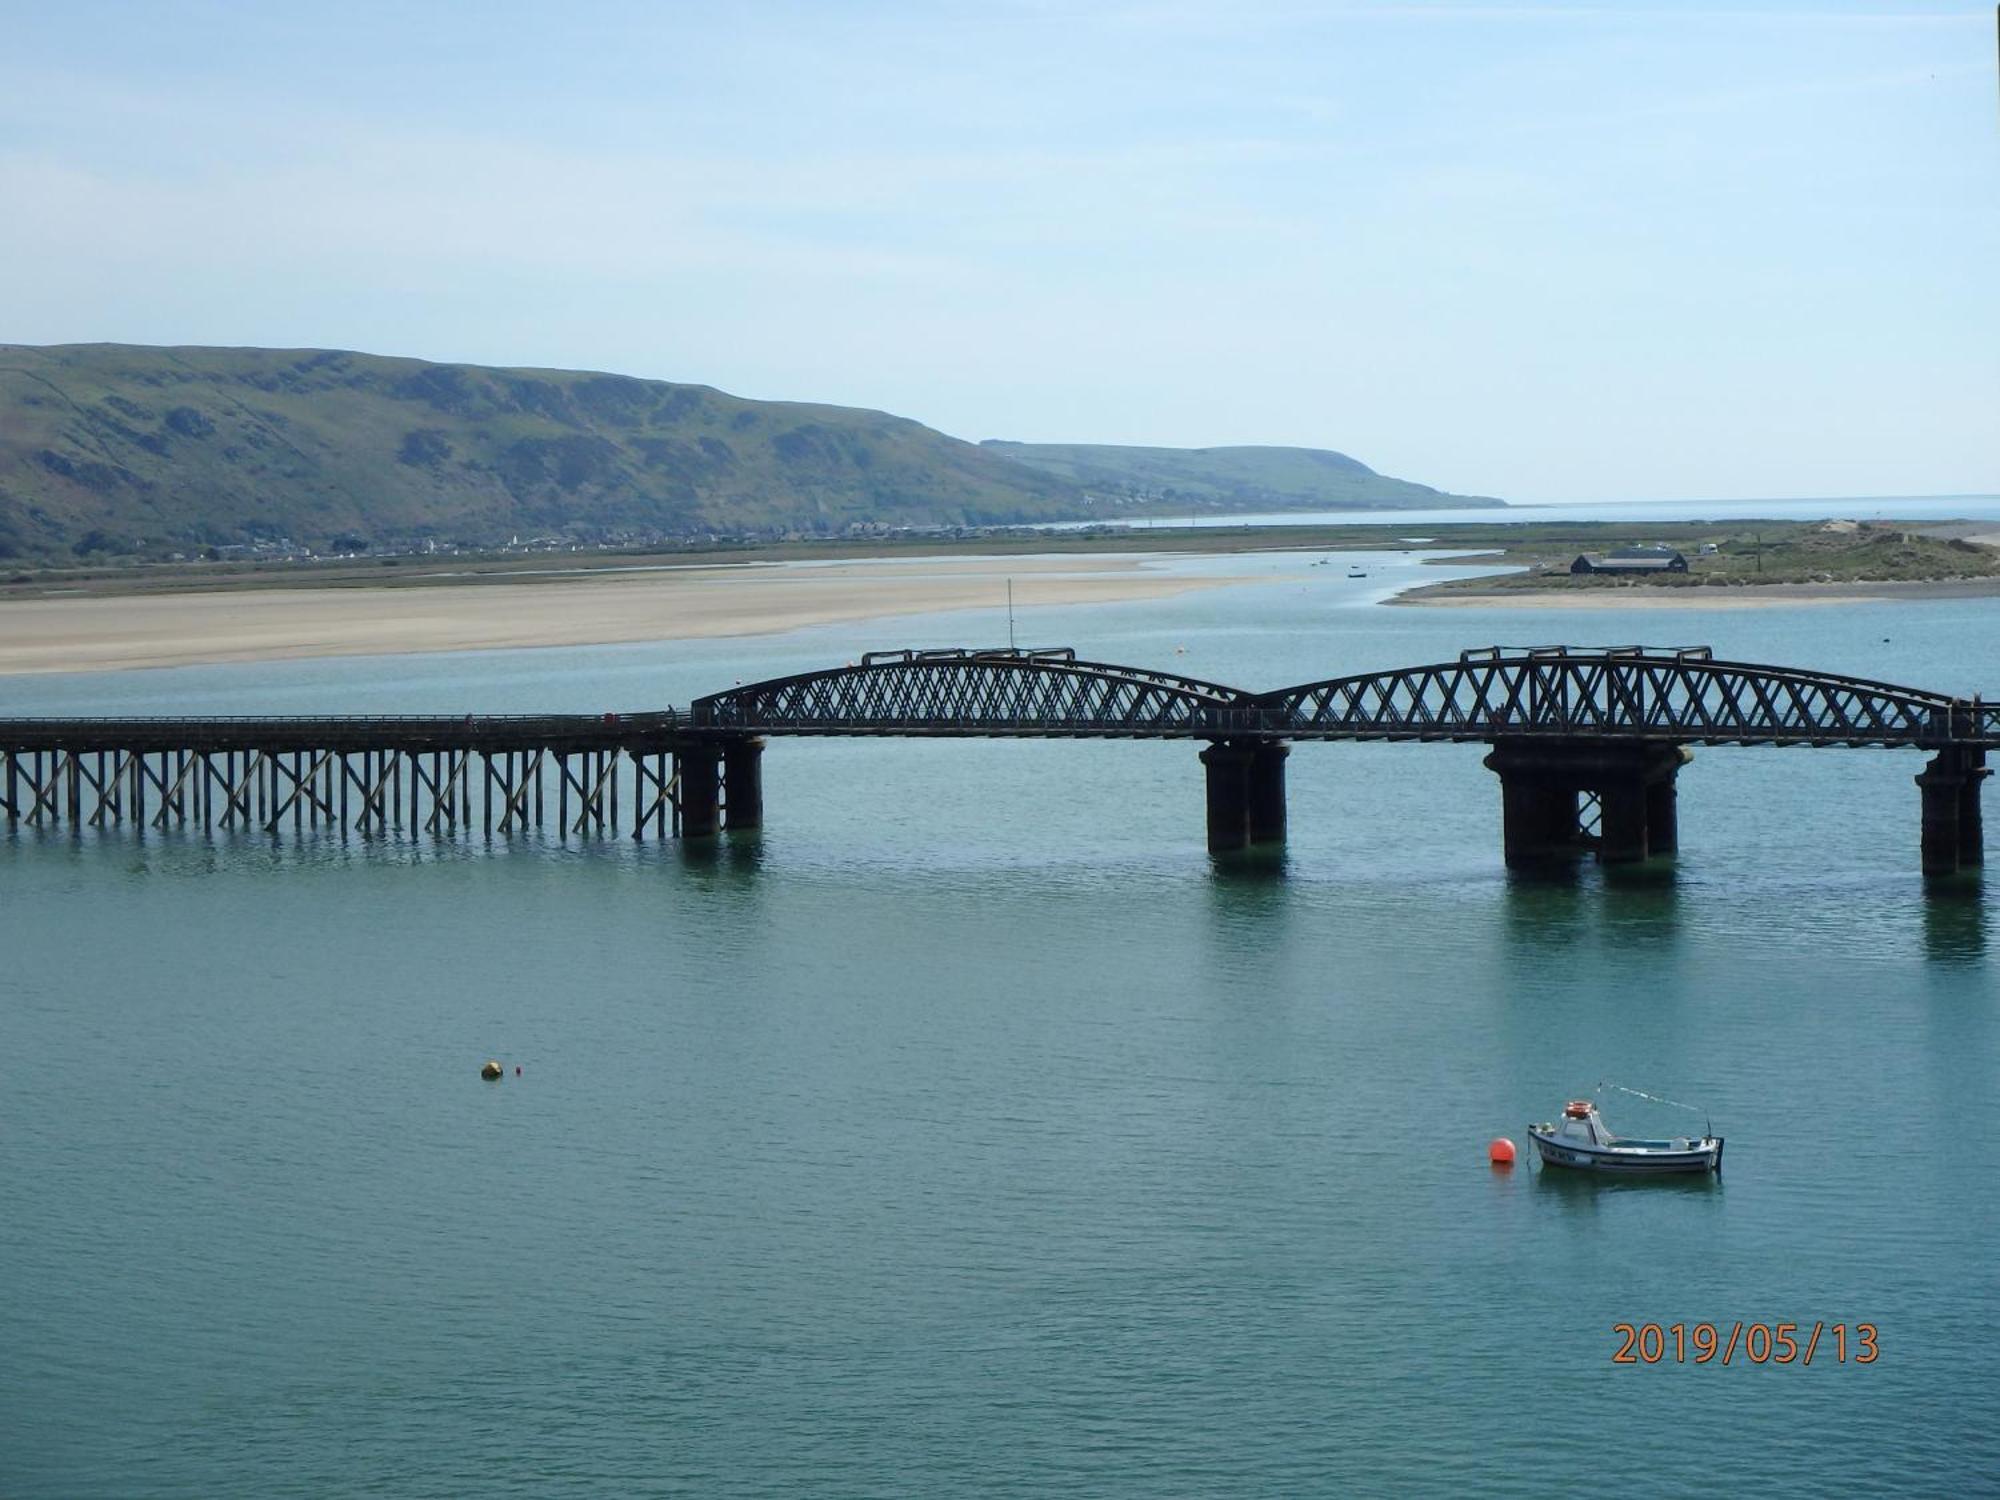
3,1,1994,501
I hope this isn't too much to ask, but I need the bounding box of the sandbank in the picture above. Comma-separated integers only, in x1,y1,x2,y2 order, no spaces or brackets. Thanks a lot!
0,555,1254,676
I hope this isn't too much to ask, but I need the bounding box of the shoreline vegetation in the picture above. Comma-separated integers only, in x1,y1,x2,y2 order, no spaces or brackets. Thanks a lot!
1392,518,2000,608
1398,576,2000,609
2,517,1996,677
1394,518,2000,600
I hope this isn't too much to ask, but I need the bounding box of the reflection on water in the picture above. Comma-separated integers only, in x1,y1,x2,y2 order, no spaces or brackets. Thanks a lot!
1527,1159,1726,1213
1599,857,1679,893
1502,861,1586,892
1922,880,1987,963
679,828,768,872
1201,855,1295,952
1206,844,1290,880
1596,876,1683,957
1499,871,1592,958
1495,855,1688,962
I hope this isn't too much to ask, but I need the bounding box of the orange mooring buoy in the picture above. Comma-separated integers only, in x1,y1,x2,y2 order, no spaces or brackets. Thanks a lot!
1488,1137,1516,1166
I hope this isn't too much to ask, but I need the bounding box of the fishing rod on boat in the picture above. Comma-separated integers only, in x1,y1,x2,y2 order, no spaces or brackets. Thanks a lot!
1598,1081,1704,1112
1598,1080,1712,1140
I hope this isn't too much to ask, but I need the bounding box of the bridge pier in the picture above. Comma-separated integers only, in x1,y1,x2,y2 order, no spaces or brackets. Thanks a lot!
676,745,722,839
1645,777,1679,856
1485,739,1690,868
1599,782,1652,865
1496,778,1579,865
1917,748,1988,877
1249,742,1289,846
722,736,765,832
1201,739,1288,853
675,737,763,838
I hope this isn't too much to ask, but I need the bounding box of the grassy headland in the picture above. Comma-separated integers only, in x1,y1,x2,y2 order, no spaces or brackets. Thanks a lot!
979,441,1499,512
1401,519,2000,599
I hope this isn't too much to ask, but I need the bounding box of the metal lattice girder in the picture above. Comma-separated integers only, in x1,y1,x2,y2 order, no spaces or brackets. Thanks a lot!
690,646,1251,738
1255,646,1986,748
3,645,1995,763
685,643,1994,747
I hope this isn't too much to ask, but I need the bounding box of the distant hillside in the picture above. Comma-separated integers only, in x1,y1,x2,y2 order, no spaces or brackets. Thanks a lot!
0,344,1088,560
0,345,1496,561
980,441,1499,513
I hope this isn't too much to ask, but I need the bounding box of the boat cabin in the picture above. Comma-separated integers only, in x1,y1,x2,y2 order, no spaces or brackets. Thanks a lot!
1553,1099,1609,1145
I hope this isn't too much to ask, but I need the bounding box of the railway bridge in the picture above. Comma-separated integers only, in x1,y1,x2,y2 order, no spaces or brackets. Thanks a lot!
3,646,1994,875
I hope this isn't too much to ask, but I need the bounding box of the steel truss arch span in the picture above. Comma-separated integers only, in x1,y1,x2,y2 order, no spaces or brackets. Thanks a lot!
1254,646,1987,747
690,646,1248,738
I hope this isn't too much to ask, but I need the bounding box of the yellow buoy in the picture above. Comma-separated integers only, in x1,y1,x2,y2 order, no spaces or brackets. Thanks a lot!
480,1059,503,1080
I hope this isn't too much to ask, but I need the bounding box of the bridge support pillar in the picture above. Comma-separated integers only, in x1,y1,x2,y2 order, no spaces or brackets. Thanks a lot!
1495,777,1579,866
1248,742,1289,846
1201,740,1288,853
1485,739,1690,868
722,736,764,832
1599,783,1651,865
1917,748,1987,877
1645,777,1679,856
677,745,722,839
1201,742,1252,854
1962,754,1986,869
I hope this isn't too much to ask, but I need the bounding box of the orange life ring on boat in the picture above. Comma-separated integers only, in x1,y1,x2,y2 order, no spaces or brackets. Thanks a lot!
1563,1100,1593,1119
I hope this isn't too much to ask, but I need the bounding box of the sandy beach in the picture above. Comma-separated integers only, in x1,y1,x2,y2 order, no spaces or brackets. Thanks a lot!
9,547,1997,675
0,555,1254,676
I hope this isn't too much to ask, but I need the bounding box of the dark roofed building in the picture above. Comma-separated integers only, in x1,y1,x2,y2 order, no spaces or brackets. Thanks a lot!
1570,547,1689,575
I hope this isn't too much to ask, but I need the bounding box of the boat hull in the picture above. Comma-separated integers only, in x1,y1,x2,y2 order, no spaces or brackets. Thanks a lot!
1528,1130,1724,1175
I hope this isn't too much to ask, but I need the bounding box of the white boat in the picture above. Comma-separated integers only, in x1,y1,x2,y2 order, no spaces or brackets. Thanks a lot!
1346,566,1368,578
1528,1099,1723,1175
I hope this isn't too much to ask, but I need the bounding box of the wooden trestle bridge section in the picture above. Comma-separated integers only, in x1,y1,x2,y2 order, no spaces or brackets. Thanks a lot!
3,646,1995,874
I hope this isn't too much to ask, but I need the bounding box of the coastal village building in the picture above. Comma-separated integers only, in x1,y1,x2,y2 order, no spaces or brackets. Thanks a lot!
1570,547,1690,575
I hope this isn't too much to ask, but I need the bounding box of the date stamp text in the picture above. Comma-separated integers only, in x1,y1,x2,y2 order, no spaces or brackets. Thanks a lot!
1612,1322,1878,1365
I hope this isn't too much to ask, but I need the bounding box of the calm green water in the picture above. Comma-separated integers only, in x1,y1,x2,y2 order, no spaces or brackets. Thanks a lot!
4,553,1998,1496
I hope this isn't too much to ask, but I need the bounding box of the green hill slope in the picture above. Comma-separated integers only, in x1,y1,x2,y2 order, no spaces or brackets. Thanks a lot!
0,345,1090,559
980,441,1499,512
0,346,1496,561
